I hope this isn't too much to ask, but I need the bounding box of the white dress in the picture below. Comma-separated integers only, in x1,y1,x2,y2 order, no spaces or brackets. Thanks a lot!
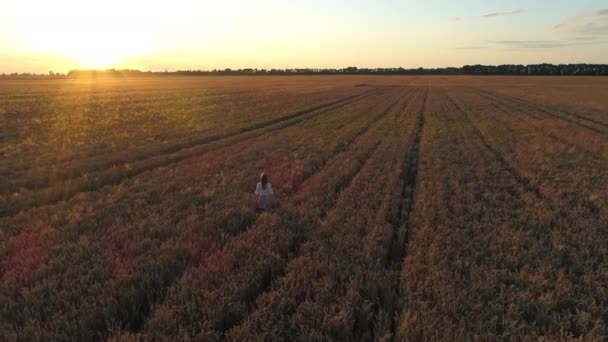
254,182,274,209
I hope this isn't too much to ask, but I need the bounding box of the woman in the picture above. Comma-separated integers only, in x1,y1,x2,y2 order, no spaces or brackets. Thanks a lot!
254,173,276,211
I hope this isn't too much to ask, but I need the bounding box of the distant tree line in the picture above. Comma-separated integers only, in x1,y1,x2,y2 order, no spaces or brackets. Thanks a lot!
3,64,608,78
461,64,608,76
0,71,67,79
66,64,608,77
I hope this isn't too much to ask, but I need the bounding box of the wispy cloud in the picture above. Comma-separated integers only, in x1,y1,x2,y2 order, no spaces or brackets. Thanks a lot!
454,38,595,51
557,21,608,36
555,9,608,36
482,10,524,18
492,40,580,49
569,36,599,41
453,45,487,50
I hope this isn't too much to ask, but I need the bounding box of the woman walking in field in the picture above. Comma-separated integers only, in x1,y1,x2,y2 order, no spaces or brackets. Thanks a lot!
255,173,276,212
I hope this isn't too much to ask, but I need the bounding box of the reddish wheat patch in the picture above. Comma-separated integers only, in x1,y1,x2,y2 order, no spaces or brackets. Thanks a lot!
1,221,56,288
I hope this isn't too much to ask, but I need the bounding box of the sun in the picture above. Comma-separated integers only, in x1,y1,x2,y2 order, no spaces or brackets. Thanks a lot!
30,23,148,69
22,1,153,69
56,33,140,69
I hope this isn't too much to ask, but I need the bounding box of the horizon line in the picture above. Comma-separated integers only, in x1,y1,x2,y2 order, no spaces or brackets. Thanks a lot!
3,63,608,76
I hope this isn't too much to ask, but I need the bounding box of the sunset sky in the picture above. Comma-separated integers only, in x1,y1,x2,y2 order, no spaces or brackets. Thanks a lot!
1,0,607,73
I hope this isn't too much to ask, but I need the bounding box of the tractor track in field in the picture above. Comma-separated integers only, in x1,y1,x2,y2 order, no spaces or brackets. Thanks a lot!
481,87,608,129
388,86,428,268
0,88,385,218
449,92,605,219
115,89,410,337
445,92,547,202
383,86,428,342
1,88,382,195
462,88,608,162
469,87,608,137
450,91,606,220
467,87,544,120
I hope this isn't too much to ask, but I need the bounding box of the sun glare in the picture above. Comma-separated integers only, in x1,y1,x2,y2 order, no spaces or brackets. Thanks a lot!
54,32,142,69
20,0,156,69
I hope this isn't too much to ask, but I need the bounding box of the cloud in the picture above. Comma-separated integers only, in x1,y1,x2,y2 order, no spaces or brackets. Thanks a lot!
569,36,599,41
555,9,608,36
557,21,608,36
492,40,580,49
482,10,524,18
454,39,596,51
453,45,487,50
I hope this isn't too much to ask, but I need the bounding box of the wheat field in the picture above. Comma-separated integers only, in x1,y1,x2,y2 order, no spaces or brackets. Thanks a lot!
1,76,607,340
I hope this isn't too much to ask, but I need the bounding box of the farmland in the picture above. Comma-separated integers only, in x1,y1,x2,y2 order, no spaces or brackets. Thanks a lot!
1,75,607,340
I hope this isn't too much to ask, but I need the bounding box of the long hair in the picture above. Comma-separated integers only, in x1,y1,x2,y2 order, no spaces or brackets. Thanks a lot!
260,173,268,189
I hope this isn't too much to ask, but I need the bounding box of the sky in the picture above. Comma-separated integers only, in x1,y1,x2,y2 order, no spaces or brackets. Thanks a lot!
1,0,607,73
